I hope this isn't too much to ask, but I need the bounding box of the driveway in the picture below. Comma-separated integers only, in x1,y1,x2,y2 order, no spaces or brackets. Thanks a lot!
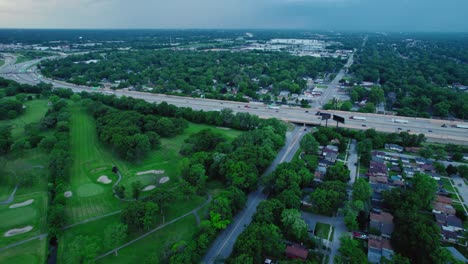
301,212,347,264
347,140,358,185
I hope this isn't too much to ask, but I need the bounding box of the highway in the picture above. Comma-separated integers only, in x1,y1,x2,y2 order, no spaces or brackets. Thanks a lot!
1,54,468,145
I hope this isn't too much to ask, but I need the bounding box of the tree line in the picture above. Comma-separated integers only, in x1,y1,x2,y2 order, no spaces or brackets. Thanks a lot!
40,49,344,99
350,34,468,119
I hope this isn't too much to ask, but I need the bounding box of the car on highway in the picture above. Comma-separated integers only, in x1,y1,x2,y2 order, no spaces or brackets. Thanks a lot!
428,130,433,132
441,124,447,128
244,105,249,108
397,127,402,130
361,124,367,127
305,110,309,113
407,129,411,132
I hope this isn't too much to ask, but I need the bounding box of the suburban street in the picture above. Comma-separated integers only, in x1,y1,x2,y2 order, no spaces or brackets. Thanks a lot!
202,126,307,263
1,54,468,145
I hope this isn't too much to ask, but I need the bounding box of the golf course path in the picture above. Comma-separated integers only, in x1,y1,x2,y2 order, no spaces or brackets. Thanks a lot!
95,193,212,261
0,185,18,205
0,233,48,252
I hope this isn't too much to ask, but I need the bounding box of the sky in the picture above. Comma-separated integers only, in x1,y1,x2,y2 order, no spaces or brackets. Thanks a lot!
0,0,467,32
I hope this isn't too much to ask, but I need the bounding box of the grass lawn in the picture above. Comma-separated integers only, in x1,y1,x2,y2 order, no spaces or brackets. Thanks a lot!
315,222,332,240
0,59,4,67
440,178,456,193
98,215,198,264
0,237,47,264
0,192,48,248
316,85,328,89
0,99,49,139
58,194,207,263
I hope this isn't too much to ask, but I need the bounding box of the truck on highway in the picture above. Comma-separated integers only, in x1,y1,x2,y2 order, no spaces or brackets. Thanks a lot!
455,124,468,129
350,116,366,121
392,118,409,124
268,104,280,110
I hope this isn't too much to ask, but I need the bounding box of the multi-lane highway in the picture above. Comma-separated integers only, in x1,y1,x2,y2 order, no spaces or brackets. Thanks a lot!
1,54,468,145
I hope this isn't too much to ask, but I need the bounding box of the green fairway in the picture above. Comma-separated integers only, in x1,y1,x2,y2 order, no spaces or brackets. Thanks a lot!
0,192,48,248
0,237,47,264
67,106,121,223
0,99,49,138
98,214,198,264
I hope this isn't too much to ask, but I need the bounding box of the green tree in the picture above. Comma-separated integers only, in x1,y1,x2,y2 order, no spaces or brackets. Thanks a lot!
103,223,128,249
69,235,100,264
300,133,319,154
352,178,372,202
281,209,308,240
325,162,350,183
132,181,142,200
335,236,367,264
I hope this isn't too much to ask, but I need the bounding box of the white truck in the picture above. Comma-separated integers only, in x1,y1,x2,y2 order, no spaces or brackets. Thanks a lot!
455,124,468,129
350,116,366,121
392,118,409,124
268,105,280,110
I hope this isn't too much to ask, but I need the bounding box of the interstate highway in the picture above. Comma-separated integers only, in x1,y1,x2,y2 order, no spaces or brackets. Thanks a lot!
1,55,467,145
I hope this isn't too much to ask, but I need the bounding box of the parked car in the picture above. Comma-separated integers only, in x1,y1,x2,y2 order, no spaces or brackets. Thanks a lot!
352,231,368,240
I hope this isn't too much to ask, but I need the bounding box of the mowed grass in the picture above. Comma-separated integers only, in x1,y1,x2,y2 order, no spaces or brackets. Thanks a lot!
315,222,332,240
0,236,47,264
67,105,121,223
98,215,198,264
0,99,49,138
0,192,48,248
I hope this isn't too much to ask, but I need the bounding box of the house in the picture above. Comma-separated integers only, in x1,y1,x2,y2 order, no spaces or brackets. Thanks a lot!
320,145,339,165
285,244,308,261
436,195,452,205
390,165,401,172
435,214,464,232
369,176,388,184
415,157,427,165
403,167,415,177
370,212,395,238
368,161,388,177
420,164,435,173
314,166,327,181
371,151,387,159
400,157,410,163
385,144,404,152
432,202,456,215
440,229,460,243
368,235,394,263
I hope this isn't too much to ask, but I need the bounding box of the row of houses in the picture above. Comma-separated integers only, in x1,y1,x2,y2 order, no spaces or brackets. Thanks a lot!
366,150,466,262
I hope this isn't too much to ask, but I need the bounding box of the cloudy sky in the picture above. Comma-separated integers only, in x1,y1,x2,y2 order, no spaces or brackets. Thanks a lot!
0,0,467,31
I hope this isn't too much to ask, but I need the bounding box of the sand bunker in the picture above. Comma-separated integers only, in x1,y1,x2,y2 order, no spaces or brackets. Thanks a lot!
159,177,170,184
136,170,165,176
64,191,73,198
97,175,112,184
9,199,34,209
143,185,156,191
4,226,33,237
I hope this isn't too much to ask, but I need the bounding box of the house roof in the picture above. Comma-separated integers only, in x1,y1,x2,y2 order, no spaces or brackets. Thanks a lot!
436,195,452,204
368,235,393,251
433,202,456,215
369,161,388,175
369,176,388,184
370,212,394,224
446,215,464,228
285,245,308,260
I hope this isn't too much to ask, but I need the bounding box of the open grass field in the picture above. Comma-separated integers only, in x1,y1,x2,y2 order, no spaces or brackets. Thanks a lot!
0,192,48,248
98,215,198,264
0,99,49,138
440,178,456,193
0,237,47,264
315,222,332,240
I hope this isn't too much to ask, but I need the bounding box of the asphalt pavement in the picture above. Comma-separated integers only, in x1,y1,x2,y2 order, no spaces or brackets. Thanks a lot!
202,126,307,264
